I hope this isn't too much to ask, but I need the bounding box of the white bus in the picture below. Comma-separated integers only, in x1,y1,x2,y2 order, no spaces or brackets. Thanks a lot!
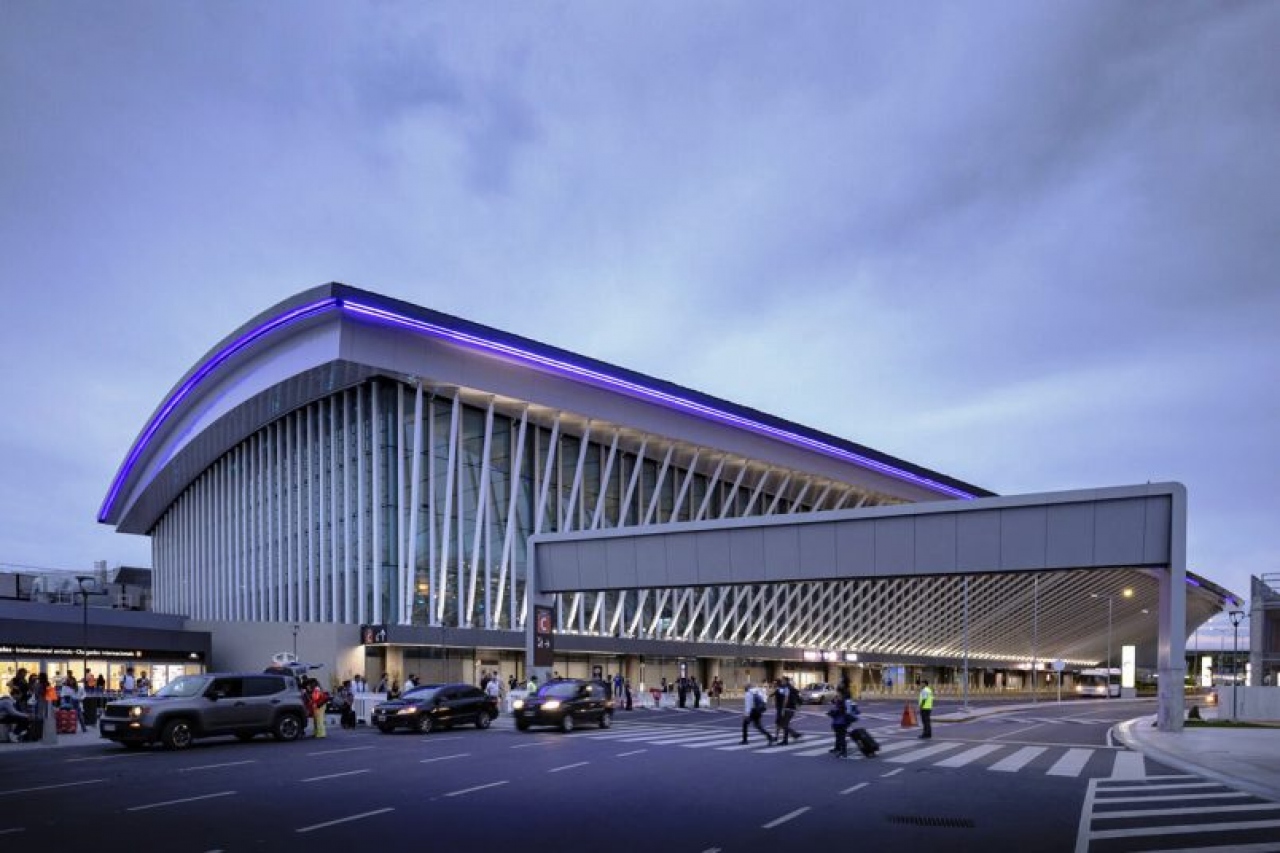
1074,668,1120,698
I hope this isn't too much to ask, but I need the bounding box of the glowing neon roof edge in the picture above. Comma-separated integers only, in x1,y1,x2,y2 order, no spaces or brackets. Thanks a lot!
341,299,975,500
97,297,340,521
101,289,977,525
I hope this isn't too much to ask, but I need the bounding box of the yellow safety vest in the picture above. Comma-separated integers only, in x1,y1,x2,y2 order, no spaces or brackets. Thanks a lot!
919,686,933,710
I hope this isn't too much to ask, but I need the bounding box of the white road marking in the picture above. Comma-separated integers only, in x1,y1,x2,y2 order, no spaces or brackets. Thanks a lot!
128,791,236,811
1108,751,1145,779
296,807,394,833
0,779,105,796
444,781,509,797
881,768,903,777
841,782,869,795
420,753,470,764
762,807,809,829
302,769,371,782
616,749,648,757
305,746,375,756
935,744,1003,768
1047,748,1094,777
548,762,590,773
989,746,1046,772
180,760,257,772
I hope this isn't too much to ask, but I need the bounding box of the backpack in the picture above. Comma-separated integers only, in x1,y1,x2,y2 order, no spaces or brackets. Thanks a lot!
751,690,766,713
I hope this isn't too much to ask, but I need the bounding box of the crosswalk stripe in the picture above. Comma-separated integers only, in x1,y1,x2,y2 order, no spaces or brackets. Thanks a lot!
934,744,1003,768
1108,751,1145,780
989,746,1046,772
1047,748,1094,777
885,742,963,764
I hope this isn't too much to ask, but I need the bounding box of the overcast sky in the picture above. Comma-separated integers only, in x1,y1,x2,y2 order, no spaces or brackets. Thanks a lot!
2,3,1277,621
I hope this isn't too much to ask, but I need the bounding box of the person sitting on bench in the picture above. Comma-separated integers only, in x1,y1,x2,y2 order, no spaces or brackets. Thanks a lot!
0,689,32,742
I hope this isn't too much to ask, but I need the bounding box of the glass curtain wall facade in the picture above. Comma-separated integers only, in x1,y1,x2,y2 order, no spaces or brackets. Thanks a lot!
150,376,902,645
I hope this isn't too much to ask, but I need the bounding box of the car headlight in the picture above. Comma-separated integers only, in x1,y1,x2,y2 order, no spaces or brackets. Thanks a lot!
542,700,561,711
128,706,149,719
512,699,524,710
396,707,418,715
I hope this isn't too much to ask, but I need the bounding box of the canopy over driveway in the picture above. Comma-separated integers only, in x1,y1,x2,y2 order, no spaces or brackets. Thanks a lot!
531,482,1222,733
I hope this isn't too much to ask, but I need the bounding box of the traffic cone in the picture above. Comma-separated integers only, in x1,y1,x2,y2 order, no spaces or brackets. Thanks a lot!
901,703,917,727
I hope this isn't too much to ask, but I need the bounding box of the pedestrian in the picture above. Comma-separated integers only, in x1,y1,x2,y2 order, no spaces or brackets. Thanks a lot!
676,676,687,708
710,676,723,709
526,674,539,693
403,673,417,692
60,674,87,732
0,689,32,742
612,672,623,702
308,679,329,738
485,674,502,707
508,673,517,693
337,680,357,729
137,671,151,696
918,679,933,739
623,679,633,711
692,678,702,709
376,672,389,694
827,695,850,757
121,667,137,696
740,682,775,745
774,677,803,744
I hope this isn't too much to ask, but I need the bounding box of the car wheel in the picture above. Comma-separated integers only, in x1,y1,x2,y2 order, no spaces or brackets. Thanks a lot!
476,713,491,730
272,713,304,742
599,712,612,729
561,714,575,733
413,715,435,734
515,720,530,731
161,719,194,750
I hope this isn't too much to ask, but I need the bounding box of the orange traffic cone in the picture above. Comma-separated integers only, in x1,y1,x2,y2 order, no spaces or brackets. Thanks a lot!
901,703,917,727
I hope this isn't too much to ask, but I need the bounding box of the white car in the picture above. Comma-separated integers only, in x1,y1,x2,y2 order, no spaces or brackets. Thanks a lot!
798,682,839,705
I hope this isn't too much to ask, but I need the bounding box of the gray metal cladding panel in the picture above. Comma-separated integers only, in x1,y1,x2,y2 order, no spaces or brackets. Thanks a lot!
874,517,915,575
999,506,1049,569
914,514,958,574
762,526,802,581
956,510,1002,571
603,538,640,589
573,535,606,589
729,528,768,582
795,523,838,580
1045,503,1097,567
663,532,701,586
694,530,734,584
1143,496,1172,563
539,545,581,592
634,536,671,587
1094,498,1148,566
834,520,877,577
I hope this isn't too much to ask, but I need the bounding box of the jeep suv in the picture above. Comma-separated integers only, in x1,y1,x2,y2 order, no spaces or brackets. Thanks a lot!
512,678,613,732
98,672,307,749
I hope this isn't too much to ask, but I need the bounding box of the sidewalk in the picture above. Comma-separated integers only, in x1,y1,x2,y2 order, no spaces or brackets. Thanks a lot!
1114,715,1280,803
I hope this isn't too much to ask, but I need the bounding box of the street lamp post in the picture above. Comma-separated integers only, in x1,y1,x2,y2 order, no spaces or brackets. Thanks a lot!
1092,588,1133,698
1229,609,1244,721
292,624,300,661
75,575,95,682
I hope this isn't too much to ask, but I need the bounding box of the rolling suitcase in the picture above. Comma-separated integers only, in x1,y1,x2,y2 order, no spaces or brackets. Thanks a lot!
850,727,879,757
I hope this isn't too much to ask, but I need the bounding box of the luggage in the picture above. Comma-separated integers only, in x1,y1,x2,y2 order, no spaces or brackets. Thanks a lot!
850,727,879,757
341,706,357,729
55,708,78,735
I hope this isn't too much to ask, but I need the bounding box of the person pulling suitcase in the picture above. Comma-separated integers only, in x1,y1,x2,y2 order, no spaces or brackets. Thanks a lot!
846,699,879,757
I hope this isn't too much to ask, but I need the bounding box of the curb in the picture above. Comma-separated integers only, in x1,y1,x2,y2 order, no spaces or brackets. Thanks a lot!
1114,716,1280,803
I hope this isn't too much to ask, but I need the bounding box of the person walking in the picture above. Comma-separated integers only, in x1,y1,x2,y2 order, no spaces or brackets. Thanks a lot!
710,676,723,709
826,695,851,757
740,682,775,745
774,677,803,744
917,679,934,739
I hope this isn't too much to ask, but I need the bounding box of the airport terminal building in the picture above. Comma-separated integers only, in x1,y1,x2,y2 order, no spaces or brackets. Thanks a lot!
97,284,1233,695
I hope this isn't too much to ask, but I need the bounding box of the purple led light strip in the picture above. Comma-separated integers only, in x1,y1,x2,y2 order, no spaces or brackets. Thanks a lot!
98,297,341,521
340,300,976,500
101,292,977,525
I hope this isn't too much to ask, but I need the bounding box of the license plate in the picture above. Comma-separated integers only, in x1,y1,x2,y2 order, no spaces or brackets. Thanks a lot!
523,710,536,717
101,723,115,732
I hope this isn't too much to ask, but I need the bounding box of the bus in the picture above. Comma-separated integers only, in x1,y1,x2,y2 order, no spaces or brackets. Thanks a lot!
1074,668,1120,698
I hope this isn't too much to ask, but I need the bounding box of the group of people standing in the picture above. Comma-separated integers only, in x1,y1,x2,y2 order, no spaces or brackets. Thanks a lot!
2,669,100,741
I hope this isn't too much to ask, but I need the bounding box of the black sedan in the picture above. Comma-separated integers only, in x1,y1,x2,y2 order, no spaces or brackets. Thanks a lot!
512,678,613,732
372,683,498,734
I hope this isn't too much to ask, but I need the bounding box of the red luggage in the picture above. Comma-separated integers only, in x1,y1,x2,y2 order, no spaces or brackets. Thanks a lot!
56,708,78,734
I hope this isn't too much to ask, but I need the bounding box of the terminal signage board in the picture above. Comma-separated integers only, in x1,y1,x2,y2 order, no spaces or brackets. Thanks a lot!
533,605,554,667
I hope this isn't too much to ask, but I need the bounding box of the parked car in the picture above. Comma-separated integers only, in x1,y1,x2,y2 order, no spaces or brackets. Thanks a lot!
798,682,839,705
98,672,307,750
512,678,613,732
371,683,498,734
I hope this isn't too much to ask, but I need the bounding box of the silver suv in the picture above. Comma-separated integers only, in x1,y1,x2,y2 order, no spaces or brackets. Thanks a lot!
99,672,307,749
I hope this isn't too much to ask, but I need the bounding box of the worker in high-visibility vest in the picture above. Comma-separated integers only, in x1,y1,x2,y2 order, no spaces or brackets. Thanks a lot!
917,680,934,739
